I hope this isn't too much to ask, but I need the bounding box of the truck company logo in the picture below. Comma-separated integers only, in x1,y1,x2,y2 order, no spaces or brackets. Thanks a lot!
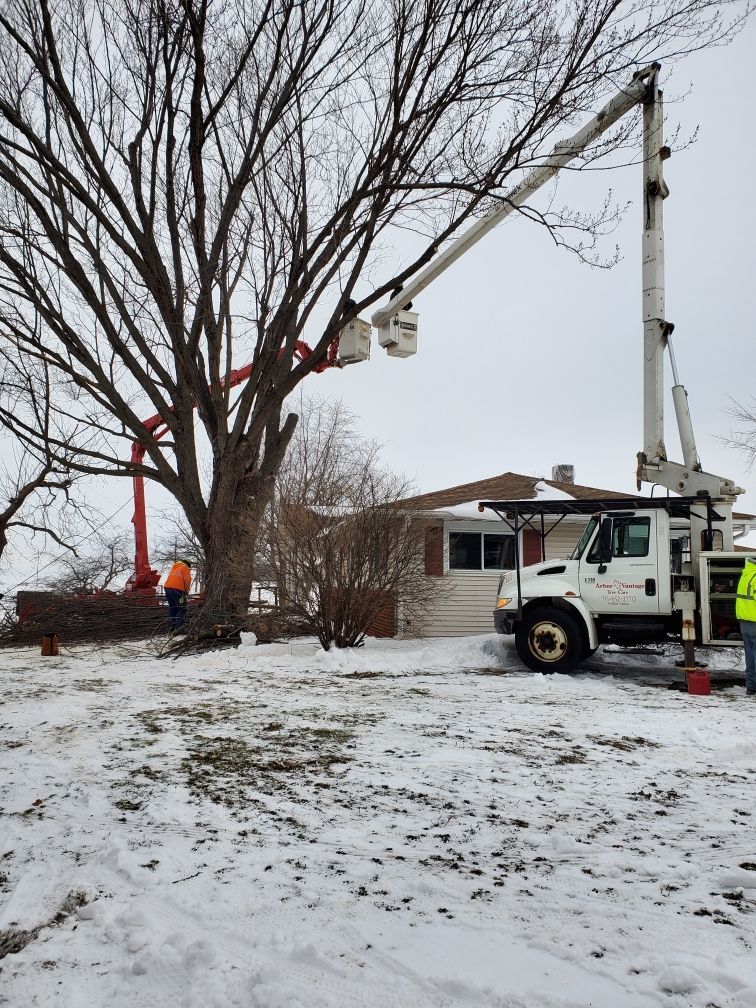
594,579,645,607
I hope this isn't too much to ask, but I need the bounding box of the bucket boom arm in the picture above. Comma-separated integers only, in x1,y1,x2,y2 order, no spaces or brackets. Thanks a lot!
372,67,657,329
634,72,742,542
370,63,742,545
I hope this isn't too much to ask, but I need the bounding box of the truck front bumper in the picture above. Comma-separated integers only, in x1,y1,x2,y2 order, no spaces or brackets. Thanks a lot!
494,609,515,635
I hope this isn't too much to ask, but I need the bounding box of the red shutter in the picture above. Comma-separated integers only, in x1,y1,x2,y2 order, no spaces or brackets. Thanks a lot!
424,525,444,576
522,529,543,566
364,591,397,638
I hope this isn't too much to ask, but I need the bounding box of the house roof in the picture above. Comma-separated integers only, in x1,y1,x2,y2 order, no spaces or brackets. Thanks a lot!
397,471,756,526
397,472,635,511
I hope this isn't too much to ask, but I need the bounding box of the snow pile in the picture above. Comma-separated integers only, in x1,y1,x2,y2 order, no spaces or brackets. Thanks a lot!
437,500,506,521
534,479,575,500
235,631,510,677
1,636,754,1007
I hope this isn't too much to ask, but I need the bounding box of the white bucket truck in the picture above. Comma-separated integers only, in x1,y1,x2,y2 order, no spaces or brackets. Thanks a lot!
482,495,751,674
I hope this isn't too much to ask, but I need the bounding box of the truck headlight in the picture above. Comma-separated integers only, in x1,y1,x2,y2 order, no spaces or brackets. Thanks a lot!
496,598,512,609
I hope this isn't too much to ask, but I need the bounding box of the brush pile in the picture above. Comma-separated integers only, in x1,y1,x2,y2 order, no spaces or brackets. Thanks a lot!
1,591,305,650
0,592,199,646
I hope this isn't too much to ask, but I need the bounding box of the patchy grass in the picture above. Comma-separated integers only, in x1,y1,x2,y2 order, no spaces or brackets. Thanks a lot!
134,713,164,735
115,696,366,818
555,747,589,765
134,700,247,733
113,798,143,812
133,764,167,782
0,891,88,960
587,735,660,752
160,682,212,694
181,723,355,808
71,678,111,692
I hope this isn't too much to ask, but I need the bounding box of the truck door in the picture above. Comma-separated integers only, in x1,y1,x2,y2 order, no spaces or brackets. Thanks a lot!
578,510,664,615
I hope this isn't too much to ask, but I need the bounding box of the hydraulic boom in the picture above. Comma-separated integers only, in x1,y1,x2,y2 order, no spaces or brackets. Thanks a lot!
370,63,742,547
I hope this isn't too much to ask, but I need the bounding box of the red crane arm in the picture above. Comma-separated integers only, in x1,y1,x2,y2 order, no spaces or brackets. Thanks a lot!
125,339,339,594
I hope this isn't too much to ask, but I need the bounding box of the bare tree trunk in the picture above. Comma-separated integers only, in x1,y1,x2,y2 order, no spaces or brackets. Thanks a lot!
202,494,262,621
198,417,296,624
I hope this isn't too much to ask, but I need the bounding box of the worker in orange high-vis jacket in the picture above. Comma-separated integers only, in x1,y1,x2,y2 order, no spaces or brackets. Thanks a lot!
164,558,192,630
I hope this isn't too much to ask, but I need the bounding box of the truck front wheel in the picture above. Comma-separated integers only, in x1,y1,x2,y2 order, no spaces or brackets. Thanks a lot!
515,607,584,674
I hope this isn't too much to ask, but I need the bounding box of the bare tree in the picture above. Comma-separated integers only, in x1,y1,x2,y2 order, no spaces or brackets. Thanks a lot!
0,0,749,623
0,454,73,567
43,530,132,594
0,354,76,568
727,399,756,470
263,398,442,648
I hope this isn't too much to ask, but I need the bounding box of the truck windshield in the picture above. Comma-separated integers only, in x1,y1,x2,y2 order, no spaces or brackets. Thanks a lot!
571,517,598,560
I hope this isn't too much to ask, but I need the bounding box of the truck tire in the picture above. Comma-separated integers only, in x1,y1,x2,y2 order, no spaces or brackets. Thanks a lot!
515,607,585,674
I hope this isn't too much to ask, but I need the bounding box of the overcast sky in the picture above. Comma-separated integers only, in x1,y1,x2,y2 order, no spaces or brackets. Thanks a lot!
3,14,755,589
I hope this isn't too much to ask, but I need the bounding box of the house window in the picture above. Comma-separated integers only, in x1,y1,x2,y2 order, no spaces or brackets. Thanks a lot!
449,532,481,570
449,531,515,571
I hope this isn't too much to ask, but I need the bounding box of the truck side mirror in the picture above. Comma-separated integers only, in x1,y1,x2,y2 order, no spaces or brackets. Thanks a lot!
598,517,613,573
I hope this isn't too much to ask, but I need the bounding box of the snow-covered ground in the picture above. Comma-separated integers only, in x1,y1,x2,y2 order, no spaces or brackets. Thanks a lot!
1,635,755,1008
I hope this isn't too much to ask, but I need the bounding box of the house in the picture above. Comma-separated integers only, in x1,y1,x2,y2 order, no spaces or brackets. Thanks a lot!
397,468,756,638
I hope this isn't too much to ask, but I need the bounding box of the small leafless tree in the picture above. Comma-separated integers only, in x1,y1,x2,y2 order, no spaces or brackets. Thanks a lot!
0,0,749,624
43,531,133,594
151,515,206,589
727,399,756,470
263,398,443,648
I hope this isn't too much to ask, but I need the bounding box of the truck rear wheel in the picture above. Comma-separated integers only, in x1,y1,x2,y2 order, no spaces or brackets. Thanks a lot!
515,607,584,674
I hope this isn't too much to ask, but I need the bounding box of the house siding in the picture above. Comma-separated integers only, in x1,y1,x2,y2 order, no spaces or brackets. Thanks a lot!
419,570,503,637
410,518,589,638
543,523,585,559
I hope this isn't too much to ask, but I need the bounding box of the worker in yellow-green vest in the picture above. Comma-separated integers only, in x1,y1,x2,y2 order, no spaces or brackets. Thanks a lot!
736,557,756,696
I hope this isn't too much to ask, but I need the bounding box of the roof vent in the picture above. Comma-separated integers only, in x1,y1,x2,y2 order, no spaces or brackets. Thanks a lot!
552,464,575,484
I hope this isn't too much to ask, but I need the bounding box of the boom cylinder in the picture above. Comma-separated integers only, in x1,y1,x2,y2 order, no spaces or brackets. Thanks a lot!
671,384,701,473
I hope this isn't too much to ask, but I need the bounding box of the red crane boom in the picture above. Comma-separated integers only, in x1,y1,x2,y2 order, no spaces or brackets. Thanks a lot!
124,339,340,595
